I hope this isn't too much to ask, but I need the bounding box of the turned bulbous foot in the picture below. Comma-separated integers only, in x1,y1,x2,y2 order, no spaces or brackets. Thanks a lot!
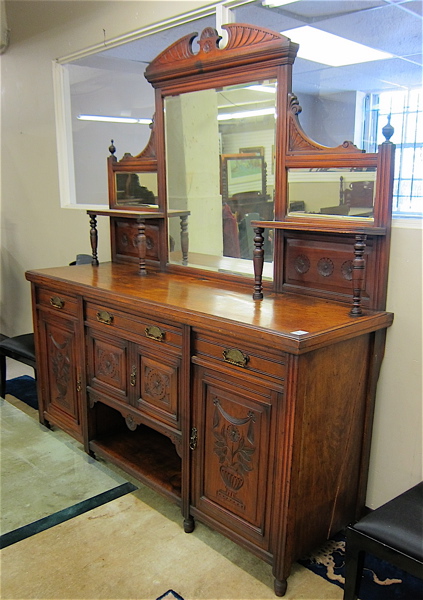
274,578,287,597
183,516,195,533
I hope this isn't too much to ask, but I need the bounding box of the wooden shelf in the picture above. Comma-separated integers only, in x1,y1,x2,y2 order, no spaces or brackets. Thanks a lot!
250,219,387,235
87,208,165,219
90,423,182,504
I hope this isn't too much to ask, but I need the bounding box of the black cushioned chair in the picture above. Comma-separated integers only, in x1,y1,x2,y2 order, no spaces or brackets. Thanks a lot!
0,333,36,398
343,481,423,600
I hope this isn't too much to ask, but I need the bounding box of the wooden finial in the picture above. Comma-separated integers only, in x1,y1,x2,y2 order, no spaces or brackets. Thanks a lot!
382,114,394,143
109,139,116,155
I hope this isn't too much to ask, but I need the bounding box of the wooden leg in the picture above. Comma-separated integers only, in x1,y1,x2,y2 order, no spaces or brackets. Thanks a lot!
183,516,195,533
180,215,189,265
253,227,265,300
136,219,147,276
89,215,99,266
274,578,287,597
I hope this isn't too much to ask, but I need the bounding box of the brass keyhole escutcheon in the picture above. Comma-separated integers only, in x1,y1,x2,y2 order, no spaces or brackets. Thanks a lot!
189,427,198,450
130,366,137,387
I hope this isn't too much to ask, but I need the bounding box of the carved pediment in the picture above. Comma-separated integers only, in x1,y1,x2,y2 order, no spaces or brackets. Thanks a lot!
145,23,298,85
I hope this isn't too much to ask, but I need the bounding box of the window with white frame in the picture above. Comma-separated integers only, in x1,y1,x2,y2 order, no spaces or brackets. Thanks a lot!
363,89,422,217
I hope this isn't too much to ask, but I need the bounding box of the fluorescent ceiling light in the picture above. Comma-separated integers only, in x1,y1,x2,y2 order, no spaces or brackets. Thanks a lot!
218,107,275,121
281,26,393,67
77,114,152,124
262,0,300,7
246,85,276,94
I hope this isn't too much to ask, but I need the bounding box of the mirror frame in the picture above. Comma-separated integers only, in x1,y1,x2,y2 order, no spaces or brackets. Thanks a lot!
278,93,394,229
141,22,395,310
108,121,160,211
144,24,298,280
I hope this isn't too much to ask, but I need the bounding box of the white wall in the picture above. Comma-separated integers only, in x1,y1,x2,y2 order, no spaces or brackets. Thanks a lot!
366,222,422,507
1,0,211,334
1,0,421,509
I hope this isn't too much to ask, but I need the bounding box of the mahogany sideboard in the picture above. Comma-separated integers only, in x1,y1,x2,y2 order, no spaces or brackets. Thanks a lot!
25,22,397,597
26,262,393,595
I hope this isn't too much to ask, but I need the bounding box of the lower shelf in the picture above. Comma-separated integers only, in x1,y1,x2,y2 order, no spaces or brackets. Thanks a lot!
89,421,182,504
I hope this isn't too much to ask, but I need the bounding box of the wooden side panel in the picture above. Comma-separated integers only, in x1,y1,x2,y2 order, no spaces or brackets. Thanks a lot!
281,334,371,569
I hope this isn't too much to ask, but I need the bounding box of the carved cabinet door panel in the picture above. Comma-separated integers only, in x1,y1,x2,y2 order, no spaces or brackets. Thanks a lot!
86,328,130,404
191,365,281,552
133,348,180,430
38,313,81,434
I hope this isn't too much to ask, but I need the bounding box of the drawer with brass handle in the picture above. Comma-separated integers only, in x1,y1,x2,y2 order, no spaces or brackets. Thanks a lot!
193,331,287,381
37,287,78,316
85,302,182,349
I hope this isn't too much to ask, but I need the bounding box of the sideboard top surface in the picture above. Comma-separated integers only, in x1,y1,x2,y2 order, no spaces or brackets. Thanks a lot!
26,263,393,353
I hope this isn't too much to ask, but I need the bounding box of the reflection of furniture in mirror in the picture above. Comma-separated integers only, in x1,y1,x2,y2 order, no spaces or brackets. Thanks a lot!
115,172,157,205
221,154,272,260
342,178,375,213
222,154,272,217
287,169,376,218
27,23,395,599
221,154,266,202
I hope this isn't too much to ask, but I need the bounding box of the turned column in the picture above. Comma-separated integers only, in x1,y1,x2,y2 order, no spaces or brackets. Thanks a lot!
180,215,189,266
136,218,147,276
350,233,367,316
253,227,265,300
89,214,99,266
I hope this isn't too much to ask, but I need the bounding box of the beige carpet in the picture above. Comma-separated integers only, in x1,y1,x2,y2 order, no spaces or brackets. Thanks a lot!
0,397,343,600
1,398,127,534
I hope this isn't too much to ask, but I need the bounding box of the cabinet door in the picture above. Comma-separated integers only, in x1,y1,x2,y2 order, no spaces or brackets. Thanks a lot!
192,365,280,551
38,313,82,436
133,348,180,430
86,328,130,404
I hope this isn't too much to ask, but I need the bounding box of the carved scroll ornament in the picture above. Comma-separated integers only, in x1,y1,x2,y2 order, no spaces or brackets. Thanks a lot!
145,24,298,85
288,94,363,154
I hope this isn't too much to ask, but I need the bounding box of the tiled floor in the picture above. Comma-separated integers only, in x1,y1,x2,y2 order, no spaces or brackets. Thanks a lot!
1,358,343,600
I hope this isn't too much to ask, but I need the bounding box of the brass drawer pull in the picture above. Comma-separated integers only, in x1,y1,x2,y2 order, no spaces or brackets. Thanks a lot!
145,325,165,341
222,348,249,368
96,310,114,325
50,296,64,309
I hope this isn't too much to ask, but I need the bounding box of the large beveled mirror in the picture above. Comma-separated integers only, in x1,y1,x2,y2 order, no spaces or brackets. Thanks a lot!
164,79,277,278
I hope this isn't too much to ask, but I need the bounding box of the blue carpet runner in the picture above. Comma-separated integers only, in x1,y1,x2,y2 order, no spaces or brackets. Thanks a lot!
298,531,423,600
5,375,38,409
